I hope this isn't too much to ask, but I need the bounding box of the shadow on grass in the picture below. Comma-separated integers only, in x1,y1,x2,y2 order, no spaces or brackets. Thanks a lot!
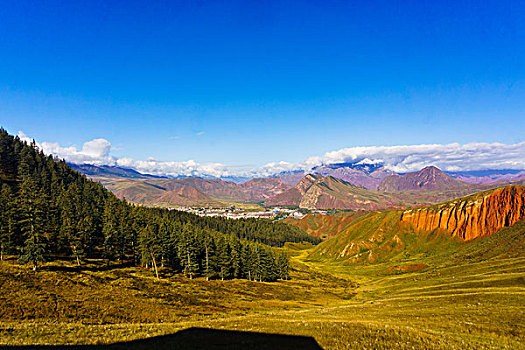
3,327,324,349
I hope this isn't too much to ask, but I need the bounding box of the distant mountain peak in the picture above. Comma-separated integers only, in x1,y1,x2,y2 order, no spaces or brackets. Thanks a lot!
304,173,321,180
378,166,468,192
421,165,441,172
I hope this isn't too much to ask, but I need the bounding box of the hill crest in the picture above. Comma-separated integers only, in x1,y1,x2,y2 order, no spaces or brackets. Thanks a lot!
377,166,470,192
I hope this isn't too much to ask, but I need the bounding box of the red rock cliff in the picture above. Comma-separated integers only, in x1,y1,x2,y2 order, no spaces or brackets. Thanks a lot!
400,186,525,240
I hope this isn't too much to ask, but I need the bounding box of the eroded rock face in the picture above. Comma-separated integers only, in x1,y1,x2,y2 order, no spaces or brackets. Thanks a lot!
400,186,525,240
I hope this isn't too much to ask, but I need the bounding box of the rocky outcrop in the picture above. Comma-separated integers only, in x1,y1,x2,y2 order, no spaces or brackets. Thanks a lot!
400,186,525,240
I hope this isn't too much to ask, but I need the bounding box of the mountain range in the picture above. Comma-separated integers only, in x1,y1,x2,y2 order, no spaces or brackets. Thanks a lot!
266,174,407,210
446,169,525,183
276,163,525,189
266,166,525,210
90,173,292,207
73,162,525,209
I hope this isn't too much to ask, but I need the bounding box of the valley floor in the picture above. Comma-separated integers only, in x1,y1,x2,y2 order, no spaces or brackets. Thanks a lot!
1,243,524,349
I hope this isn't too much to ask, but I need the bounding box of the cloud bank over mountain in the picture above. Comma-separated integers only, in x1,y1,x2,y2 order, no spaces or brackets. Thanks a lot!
18,131,525,178
310,143,525,173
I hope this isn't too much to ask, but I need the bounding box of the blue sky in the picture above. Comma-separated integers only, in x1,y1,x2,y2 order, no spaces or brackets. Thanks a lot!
1,1,525,176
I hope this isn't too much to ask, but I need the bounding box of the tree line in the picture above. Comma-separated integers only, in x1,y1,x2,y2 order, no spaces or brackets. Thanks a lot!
0,129,319,281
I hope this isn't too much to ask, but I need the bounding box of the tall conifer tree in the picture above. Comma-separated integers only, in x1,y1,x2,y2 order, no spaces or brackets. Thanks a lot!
18,176,48,271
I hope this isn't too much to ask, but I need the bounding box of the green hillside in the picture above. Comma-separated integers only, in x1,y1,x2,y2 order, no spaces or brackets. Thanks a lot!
283,211,369,240
308,211,464,264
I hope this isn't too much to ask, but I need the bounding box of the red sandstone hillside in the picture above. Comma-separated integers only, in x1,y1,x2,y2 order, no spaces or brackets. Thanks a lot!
154,176,291,202
165,178,249,202
401,185,525,241
267,174,320,207
309,185,525,264
377,166,471,192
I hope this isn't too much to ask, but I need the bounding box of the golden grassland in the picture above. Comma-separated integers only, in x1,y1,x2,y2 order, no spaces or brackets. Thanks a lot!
1,240,524,349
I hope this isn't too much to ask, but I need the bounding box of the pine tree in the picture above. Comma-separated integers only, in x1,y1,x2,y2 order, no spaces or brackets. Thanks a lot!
203,233,217,280
58,183,82,264
0,129,18,182
17,176,48,271
242,243,257,281
178,223,198,279
139,224,161,278
229,235,242,279
75,201,96,263
102,199,119,265
0,183,15,260
276,251,290,280
215,235,231,281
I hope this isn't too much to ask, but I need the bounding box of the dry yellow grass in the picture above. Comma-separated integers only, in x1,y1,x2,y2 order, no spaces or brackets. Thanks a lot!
1,240,524,349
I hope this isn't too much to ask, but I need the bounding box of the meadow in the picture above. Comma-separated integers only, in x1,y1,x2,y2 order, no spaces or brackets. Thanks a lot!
1,234,524,349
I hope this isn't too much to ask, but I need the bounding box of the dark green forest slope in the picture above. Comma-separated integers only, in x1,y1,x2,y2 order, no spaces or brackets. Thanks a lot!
0,129,319,281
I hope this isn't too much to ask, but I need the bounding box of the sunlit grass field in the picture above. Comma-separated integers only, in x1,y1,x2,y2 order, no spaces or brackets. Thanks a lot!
1,234,524,349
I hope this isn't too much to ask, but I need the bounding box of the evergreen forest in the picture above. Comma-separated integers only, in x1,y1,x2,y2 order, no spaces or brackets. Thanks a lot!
0,129,320,281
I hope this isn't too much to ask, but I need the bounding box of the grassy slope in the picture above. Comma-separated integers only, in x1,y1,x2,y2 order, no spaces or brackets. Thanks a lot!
302,221,525,348
309,211,466,264
1,222,523,349
282,211,368,240
0,249,356,345
313,177,401,207
1,224,524,349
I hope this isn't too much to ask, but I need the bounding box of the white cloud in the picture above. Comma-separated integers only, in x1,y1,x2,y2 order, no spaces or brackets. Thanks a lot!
18,131,116,166
117,158,232,178
253,161,298,177
81,139,111,158
310,142,525,173
17,131,525,178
